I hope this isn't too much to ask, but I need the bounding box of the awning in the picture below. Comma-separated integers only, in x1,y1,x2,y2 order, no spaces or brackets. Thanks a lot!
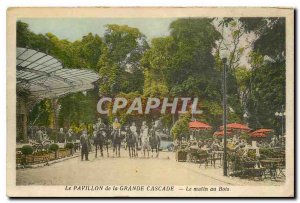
16,47,99,99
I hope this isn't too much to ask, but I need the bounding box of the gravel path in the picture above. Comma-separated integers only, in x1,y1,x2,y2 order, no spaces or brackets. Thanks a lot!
16,149,284,186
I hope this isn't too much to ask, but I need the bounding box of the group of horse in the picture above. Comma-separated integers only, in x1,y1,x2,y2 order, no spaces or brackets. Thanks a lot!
93,125,161,158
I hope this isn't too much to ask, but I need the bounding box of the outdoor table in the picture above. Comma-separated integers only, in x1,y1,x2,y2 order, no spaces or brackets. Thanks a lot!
212,151,224,166
260,159,282,179
262,158,285,177
207,151,223,167
187,146,201,163
176,150,187,162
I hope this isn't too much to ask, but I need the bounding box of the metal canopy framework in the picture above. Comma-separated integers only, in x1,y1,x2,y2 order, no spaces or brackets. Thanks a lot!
17,47,99,99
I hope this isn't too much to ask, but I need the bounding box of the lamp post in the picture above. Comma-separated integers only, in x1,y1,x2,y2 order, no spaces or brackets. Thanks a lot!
275,105,285,137
221,53,228,176
243,112,249,125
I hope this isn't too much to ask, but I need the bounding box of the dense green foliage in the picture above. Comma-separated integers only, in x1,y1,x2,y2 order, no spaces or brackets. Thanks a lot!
240,18,286,133
98,24,148,96
49,143,59,152
65,143,74,149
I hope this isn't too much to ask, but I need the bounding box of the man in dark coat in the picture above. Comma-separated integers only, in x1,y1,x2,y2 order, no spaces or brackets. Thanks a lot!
57,128,66,143
80,130,90,161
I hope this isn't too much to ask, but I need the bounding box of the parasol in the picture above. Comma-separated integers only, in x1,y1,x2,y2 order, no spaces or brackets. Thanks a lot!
252,129,273,134
189,121,212,130
213,130,232,137
220,122,250,131
250,132,268,137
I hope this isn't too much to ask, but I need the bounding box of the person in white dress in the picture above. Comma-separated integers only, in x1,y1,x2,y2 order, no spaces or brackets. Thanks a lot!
130,122,139,156
140,122,150,158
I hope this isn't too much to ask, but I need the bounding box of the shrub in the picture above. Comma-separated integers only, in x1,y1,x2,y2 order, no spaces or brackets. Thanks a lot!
21,145,33,155
247,150,257,159
171,114,190,140
49,143,59,152
65,143,74,149
259,148,274,159
240,131,250,142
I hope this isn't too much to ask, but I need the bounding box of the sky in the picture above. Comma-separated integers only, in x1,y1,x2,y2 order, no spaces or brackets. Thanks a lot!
20,18,176,42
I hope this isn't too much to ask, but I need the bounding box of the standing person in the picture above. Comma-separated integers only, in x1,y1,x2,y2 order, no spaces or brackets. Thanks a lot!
80,130,90,161
35,128,44,143
58,128,66,143
130,122,139,157
140,121,147,147
67,128,74,142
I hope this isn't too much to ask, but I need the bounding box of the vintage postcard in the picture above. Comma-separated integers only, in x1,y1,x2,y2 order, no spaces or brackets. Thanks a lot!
6,7,294,197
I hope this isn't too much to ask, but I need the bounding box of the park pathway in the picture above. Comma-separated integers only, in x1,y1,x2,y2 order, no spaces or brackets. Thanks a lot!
16,149,230,186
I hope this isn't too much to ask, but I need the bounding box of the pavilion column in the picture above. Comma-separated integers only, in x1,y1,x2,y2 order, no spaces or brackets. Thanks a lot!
16,95,28,143
51,98,60,132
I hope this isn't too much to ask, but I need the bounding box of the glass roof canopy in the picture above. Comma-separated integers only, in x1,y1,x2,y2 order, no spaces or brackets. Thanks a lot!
17,47,99,99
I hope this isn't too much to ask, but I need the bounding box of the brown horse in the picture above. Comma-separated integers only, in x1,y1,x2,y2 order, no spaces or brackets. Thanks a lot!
149,129,160,158
126,129,136,157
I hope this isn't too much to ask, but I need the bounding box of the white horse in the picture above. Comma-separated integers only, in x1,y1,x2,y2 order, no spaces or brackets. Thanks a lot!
141,126,150,158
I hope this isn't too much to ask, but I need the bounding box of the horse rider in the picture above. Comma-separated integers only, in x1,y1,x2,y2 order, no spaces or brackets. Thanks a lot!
141,121,150,158
125,125,136,157
140,121,147,147
149,122,161,158
112,118,121,157
130,122,139,156
96,118,107,131
97,123,110,157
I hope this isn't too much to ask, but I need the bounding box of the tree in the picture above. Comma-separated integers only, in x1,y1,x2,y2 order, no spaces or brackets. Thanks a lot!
171,113,191,140
17,21,53,53
239,18,286,133
71,33,104,71
240,18,285,61
142,18,223,128
168,18,221,98
247,54,285,132
58,90,98,127
214,18,253,123
98,24,149,96
141,37,173,97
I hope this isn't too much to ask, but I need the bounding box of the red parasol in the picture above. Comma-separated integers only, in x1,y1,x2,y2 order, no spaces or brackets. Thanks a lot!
250,132,268,137
252,129,273,134
189,121,212,130
213,130,232,137
220,122,250,131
